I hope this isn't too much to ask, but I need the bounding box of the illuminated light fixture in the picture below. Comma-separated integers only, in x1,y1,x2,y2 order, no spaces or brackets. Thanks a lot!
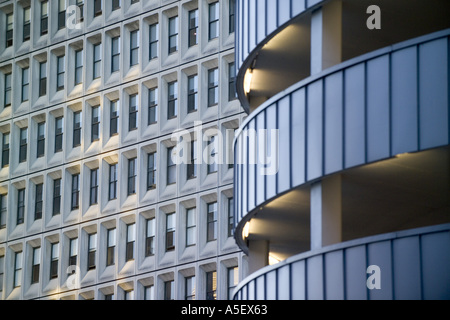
243,68,253,94
242,221,251,240
269,254,281,266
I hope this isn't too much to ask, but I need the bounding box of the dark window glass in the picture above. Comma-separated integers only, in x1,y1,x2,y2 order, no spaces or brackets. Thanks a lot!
17,189,25,225
188,10,198,47
4,73,11,107
111,37,120,73
2,133,10,168
106,228,115,266
94,0,102,16
206,271,217,300
71,174,80,210
52,179,61,216
149,24,158,60
75,50,83,85
130,30,139,66
208,68,219,107
167,147,176,185
73,111,82,147
126,224,135,261
57,56,65,91
109,164,117,200
91,106,100,142
6,13,13,47
31,247,40,284
35,184,43,221
168,16,178,54
187,141,197,180
19,128,27,163
207,202,218,242
168,81,178,119
187,75,198,113
148,88,158,125
23,7,31,41
55,117,64,153
87,233,96,270
41,1,48,35
229,62,237,101
93,44,102,79
22,68,29,102
90,168,98,205
110,100,119,136
229,0,235,34
145,218,155,257
37,122,45,158
166,213,175,252
39,62,47,97
129,94,138,131
127,158,137,195
50,243,59,279
58,0,66,29
209,2,219,40
147,153,156,190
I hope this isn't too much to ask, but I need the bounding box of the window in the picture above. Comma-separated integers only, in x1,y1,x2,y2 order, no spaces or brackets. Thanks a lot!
31,247,41,284
144,285,154,300
186,208,196,247
206,271,217,300
185,276,195,300
131,0,139,4
187,74,198,113
0,255,3,292
209,2,219,40
90,168,99,205
94,0,102,17
229,0,235,34
55,117,63,153
4,73,11,107
76,0,84,22
91,106,100,142
2,133,9,168
127,158,137,195
0,194,7,229
112,0,120,11
41,1,48,35
148,87,158,125
37,122,45,158
147,152,156,190
111,37,120,73
110,100,119,136
164,280,174,300
145,218,155,257
17,189,25,225
166,213,175,252
87,233,97,270
71,173,80,210
35,183,43,220
167,147,176,185
126,223,135,261
105,293,114,300
207,135,218,174
69,238,78,267
124,290,134,300
19,128,28,163
207,202,218,242
168,16,178,54
229,62,237,101
227,267,238,299
58,0,66,29
109,164,118,200
93,44,102,79
39,62,47,97
168,81,178,119
50,243,59,279
106,228,116,266
228,197,234,237
52,178,61,216
57,56,65,91
129,94,138,131
22,67,29,102
6,13,13,48
208,68,219,107
75,49,83,85
188,9,198,47
73,111,82,147
23,7,31,42
14,252,23,288
149,24,158,60
187,141,197,180
130,30,139,66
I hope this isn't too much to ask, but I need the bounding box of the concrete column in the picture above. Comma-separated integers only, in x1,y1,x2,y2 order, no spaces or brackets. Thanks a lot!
311,175,342,250
248,240,269,274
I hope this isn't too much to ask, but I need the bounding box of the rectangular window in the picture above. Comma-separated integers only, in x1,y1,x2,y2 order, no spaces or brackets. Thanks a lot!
37,122,45,158
53,178,61,216
167,147,176,185
147,152,156,190
166,213,175,252
73,111,82,147
87,233,96,270
229,0,235,34
186,208,196,247
2,133,10,168
112,0,120,11
124,290,134,300
185,276,195,300
71,173,80,210
69,238,78,267
110,100,119,136
127,158,137,195
91,106,100,142
50,243,59,279
229,62,237,101
126,223,135,261
168,16,178,54
39,62,47,97
144,285,154,300
106,228,116,266
93,44,101,79
187,74,198,113
23,7,31,42
76,0,84,22
206,271,217,300
57,56,65,91
109,164,118,200
55,117,63,153
187,141,197,180
14,252,23,288
207,202,218,242
129,94,138,131
6,13,13,48
208,68,219,107
227,267,238,299
188,9,198,47
35,183,43,221
168,81,178,119
111,36,120,73
0,255,3,291
17,189,25,225
90,168,99,206
130,30,139,66
31,247,41,284
0,194,7,229
94,0,102,17
209,2,219,40
228,197,234,237
164,280,174,300
145,218,155,257
41,1,48,35
58,0,66,29
148,87,158,125
75,49,83,85
19,128,28,163
207,135,218,174
22,67,29,102
149,23,158,60
4,73,11,107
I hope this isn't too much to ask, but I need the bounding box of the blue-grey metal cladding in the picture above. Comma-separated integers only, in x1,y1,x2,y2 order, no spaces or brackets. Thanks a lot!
232,224,450,300
233,30,450,233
